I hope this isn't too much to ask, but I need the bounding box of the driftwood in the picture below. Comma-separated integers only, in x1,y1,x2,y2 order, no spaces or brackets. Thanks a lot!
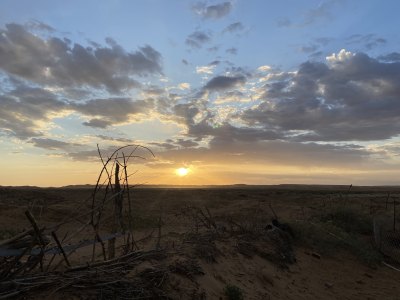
0,250,168,299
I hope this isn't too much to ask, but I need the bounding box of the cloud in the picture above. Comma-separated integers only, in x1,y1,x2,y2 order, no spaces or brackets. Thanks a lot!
95,135,134,143
185,30,212,49
196,65,216,75
29,138,80,150
303,0,343,25
326,48,354,64
73,98,154,127
223,22,244,34
24,20,55,32
278,0,343,28
82,119,112,128
208,60,221,66
67,145,154,162
346,34,386,50
175,139,199,148
0,86,67,139
226,47,237,55
207,46,219,52
241,50,400,141
178,82,191,90
214,90,250,104
378,52,400,62
157,139,371,169
193,1,232,20
0,83,157,137
298,45,318,54
204,75,246,91
0,23,162,93
257,65,272,72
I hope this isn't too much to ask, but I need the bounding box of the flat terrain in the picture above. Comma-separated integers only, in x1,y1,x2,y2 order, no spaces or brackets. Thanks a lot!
1,185,400,299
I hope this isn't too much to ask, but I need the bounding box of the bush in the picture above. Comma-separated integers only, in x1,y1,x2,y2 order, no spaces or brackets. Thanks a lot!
319,207,372,235
224,284,244,300
292,218,382,267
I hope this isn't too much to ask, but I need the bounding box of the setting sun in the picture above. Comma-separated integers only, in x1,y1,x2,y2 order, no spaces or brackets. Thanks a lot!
176,167,189,177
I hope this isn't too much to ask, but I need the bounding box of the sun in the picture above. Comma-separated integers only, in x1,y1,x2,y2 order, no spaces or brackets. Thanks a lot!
176,167,189,177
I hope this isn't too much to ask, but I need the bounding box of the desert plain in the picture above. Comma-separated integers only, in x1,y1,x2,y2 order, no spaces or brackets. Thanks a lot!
1,185,400,299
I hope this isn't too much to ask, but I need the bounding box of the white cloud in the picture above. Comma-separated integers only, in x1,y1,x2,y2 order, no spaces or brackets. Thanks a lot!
196,65,216,75
257,65,272,72
326,49,354,64
178,82,190,90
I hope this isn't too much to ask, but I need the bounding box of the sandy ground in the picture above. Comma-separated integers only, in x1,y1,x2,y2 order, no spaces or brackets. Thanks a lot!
1,185,400,299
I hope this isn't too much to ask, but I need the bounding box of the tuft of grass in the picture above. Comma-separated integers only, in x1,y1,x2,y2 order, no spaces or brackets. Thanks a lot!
293,207,382,267
224,284,244,300
319,207,372,235
0,228,18,240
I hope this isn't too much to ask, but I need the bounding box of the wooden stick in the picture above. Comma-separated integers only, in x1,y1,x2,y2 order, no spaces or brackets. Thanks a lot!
25,211,45,247
394,198,397,232
386,192,390,210
51,231,70,267
269,202,278,220
0,229,35,247
96,233,107,261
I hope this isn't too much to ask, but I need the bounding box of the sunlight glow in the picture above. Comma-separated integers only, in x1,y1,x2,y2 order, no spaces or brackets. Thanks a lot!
176,167,189,177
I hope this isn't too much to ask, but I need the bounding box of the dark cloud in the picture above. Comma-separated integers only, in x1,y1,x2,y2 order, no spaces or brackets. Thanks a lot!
149,141,177,150
208,60,221,66
67,149,100,161
223,22,244,34
346,33,386,50
157,139,370,169
0,83,157,137
29,138,80,150
24,20,55,32
226,47,237,55
0,23,162,93
143,86,165,96
193,1,232,20
68,145,153,162
0,86,66,139
82,119,112,128
185,30,212,49
241,52,400,141
378,52,400,62
73,98,154,127
298,45,318,53
204,75,246,91
95,135,134,143
309,51,324,59
207,46,219,52
175,139,199,148
150,138,199,149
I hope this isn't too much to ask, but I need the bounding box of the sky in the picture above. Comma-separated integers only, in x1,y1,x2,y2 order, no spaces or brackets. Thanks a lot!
1,0,400,186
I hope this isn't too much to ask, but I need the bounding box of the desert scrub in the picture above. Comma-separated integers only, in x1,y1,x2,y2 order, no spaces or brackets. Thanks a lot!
293,219,382,267
318,207,372,235
0,228,18,240
224,284,244,300
124,209,160,229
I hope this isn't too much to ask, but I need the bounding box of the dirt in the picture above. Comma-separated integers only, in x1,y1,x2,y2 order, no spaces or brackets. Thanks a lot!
1,185,400,299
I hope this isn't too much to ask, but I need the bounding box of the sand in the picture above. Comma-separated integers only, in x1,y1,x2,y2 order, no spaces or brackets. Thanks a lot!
0,185,400,299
